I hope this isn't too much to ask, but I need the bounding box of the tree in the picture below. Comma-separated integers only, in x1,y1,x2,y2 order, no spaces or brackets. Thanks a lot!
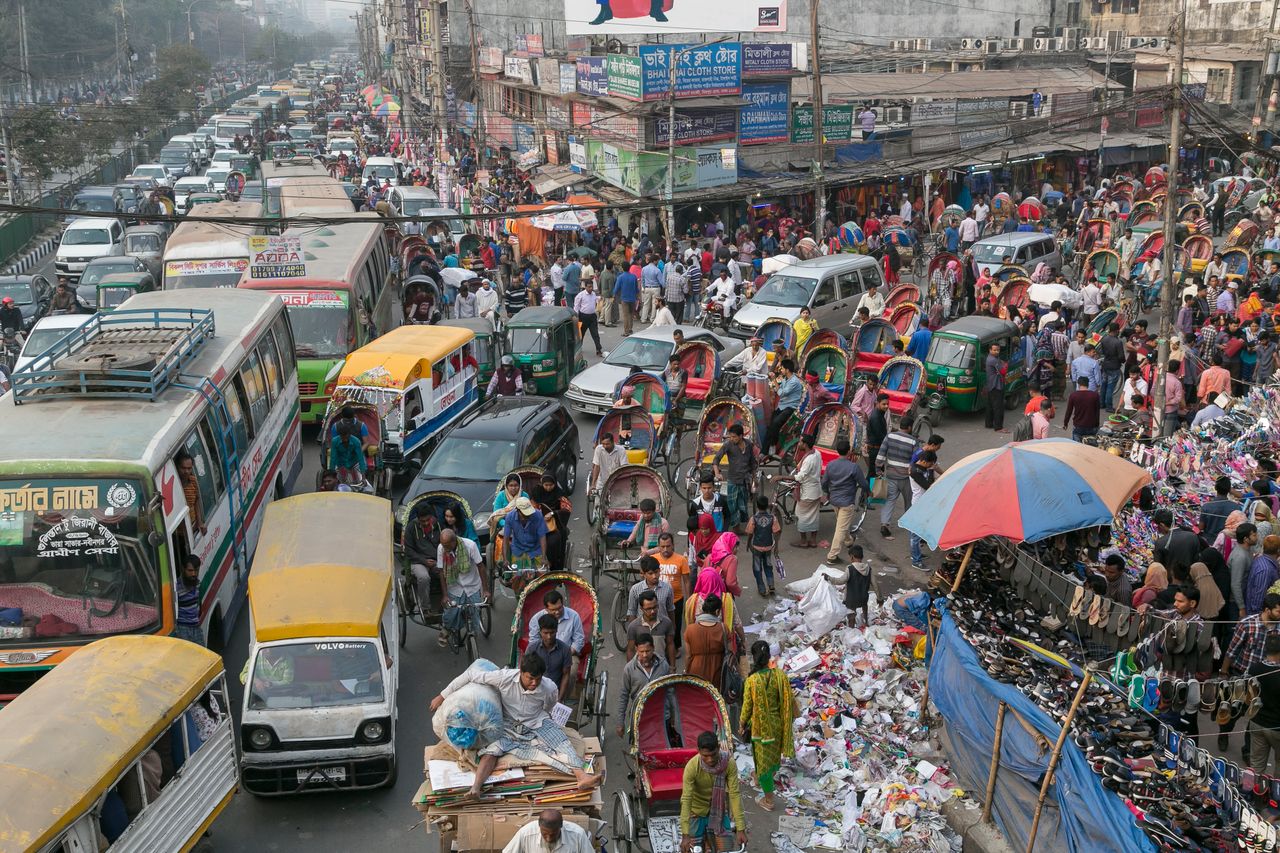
139,44,212,117
7,106,86,201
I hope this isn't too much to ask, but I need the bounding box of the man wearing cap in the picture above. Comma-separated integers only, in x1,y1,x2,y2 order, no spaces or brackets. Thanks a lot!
475,278,500,328
724,335,767,375
503,496,549,566
0,297,21,332
488,355,525,396
1216,281,1238,316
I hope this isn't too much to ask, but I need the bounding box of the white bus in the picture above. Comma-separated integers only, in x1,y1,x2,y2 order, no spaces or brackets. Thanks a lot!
212,113,256,147
0,289,302,699
162,201,264,290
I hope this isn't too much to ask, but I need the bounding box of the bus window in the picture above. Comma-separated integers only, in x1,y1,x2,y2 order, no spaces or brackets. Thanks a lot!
272,315,296,377
197,417,226,502
180,430,220,520
222,379,251,451
259,334,285,397
239,351,271,430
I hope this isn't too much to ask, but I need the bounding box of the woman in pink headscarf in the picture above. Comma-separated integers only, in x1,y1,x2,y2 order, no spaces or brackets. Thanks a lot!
707,531,742,597
683,565,745,665
1031,262,1051,284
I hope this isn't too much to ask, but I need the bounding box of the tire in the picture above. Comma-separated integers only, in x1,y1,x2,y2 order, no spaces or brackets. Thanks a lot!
609,586,628,652
611,793,635,853
562,456,577,494
479,601,492,638
397,589,408,648
775,488,796,525
912,413,932,440
465,632,479,663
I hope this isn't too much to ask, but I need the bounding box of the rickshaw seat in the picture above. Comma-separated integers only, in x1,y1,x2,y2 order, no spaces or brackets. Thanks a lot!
856,353,892,373
643,748,697,801
816,447,840,470
884,389,916,411
821,382,843,397
606,508,641,539
685,377,713,400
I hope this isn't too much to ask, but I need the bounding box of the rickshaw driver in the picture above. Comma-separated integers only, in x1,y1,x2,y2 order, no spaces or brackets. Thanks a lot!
503,496,549,569
438,528,489,645
429,654,602,799
526,589,586,680
680,731,748,852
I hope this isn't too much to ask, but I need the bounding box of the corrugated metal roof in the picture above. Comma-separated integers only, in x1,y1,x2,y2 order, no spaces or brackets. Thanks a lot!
792,67,1119,102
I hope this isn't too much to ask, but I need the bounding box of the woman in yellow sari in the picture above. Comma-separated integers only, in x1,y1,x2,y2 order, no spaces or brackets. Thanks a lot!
738,640,796,811
792,306,819,353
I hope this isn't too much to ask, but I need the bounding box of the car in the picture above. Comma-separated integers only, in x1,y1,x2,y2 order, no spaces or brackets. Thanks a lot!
77,255,151,290
130,164,175,188
69,186,123,215
13,313,93,371
397,395,581,547
564,324,743,415
55,218,126,279
210,149,237,168
168,136,208,168
385,186,442,218
361,155,404,187
204,167,232,192
113,183,148,214
121,175,160,193
0,274,53,333
157,147,195,178
173,176,217,213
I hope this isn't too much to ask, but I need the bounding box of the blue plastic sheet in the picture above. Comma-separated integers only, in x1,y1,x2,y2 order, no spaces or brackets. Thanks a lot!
929,613,1155,853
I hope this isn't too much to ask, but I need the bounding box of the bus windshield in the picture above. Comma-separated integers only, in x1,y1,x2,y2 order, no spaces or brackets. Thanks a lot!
247,641,385,709
281,293,351,359
0,478,159,644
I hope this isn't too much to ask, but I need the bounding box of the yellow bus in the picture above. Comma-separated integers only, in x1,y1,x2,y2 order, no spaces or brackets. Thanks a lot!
0,636,237,852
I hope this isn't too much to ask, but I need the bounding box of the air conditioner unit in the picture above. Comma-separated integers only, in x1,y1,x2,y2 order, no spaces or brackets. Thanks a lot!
1064,27,1084,44
1052,37,1065,50
961,38,977,50
916,38,933,50
1010,101,1030,118
985,40,1001,54
1060,38,1076,51
891,39,908,50
1105,30,1126,51
1088,37,1108,50
1005,38,1027,51
1033,37,1050,50
882,106,906,123
1127,36,1163,49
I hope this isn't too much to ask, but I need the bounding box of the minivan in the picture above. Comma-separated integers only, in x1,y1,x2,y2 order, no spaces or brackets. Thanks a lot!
55,218,125,279
971,232,1062,276
729,254,885,340
361,156,403,187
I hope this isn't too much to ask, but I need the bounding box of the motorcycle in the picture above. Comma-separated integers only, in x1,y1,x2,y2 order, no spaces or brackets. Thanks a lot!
698,296,735,332
2,327,23,372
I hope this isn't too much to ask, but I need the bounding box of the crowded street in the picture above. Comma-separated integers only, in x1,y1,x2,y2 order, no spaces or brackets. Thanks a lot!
3,3,1280,853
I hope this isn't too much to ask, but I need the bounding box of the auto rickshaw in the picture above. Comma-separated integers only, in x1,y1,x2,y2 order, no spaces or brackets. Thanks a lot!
505,305,585,395
123,224,167,280
923,316,1027,413
94,271,156,312
440,316,504,395
186,192,223,211
267,140,298,159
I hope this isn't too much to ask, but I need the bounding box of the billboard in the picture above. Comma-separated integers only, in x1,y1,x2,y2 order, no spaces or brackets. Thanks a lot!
739,82,789,144
576,56,608,96
790,104,854,144
742,43,792,75
652,109,737,145
563,0,786,35
610,43,742,101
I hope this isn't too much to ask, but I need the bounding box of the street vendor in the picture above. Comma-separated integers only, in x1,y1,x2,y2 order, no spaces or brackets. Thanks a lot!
429,655,602,798
680,731,748,852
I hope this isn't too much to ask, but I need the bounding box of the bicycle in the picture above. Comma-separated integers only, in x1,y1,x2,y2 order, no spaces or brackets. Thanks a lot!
396,565,493,647
768,475,868,538
605,548,642,652
439,596,492,662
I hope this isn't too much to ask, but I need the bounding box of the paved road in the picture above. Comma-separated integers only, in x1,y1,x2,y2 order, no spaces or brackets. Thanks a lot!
204,314,1011,852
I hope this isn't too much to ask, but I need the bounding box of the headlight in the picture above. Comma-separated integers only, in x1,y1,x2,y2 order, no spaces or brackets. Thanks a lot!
475,511,493,530
359,720,386,742
568,383,582,396
248,727,273,750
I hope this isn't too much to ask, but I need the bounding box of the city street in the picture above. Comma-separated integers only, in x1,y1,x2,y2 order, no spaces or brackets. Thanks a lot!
206,315,1008,851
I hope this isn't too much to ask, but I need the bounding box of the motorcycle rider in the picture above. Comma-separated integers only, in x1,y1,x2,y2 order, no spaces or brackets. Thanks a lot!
487,354,525,397
49,280,78,315
0,296,23,332
706,268,737,322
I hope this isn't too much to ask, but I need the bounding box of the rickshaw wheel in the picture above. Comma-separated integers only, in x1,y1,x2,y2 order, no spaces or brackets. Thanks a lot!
671,456,696,501
611,792,636,853
478,600,493,637
594,670,609,746
587,491,600,527
911,412,932,440
396,580,408,648
465,633,479,662
609,586,628,652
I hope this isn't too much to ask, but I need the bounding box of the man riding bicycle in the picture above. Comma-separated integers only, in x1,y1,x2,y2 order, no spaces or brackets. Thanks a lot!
436,529,488,648
502,496,549,571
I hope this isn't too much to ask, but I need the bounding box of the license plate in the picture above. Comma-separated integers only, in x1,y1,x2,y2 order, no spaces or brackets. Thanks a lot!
298,766,347,784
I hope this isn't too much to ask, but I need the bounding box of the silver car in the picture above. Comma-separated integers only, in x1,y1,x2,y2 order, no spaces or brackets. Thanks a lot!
564,325,743,415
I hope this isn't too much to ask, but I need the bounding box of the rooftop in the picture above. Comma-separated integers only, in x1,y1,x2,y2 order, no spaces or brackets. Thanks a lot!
792,67,1119,102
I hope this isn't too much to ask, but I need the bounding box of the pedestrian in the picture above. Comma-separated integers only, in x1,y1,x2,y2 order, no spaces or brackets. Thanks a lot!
984,343,1008,431
908,450,938,569
664,260,687,323
615,262,639,335
1062,376,1101,442
678,731,748,851
819,440,870,568
615,630,671,738
1247,536,1280,616
1246,633,1280,772
598,260,618,326
876,414,919,540
712,424,758,534
790,435,822,551
650,297,676,328
640,254,663,322
745,495,780,596
573,280,603,356
683,593,730,692
738,640,797,812
865,393,890,475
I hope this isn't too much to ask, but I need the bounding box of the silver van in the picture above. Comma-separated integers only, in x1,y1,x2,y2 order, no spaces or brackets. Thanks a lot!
971,232,1062,276
729,254,884,340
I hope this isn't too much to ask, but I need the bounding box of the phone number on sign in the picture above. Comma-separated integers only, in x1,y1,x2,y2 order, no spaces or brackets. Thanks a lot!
250,264,306,278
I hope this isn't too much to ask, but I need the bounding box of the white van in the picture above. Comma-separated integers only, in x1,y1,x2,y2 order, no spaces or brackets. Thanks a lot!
14,313,93,371
361,156,404,187
55,218,125,279
729,254,884,340
971,232,1063,276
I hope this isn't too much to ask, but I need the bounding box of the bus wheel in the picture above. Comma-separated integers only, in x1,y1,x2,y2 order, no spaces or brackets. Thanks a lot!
206,609,225,655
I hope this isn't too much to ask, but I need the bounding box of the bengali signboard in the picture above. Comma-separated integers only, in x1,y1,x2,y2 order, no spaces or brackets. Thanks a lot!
694,146,738,188
515,123,539,154
575,103,642,142
249,235,305,279
910,100,956,128
638,43,742,99
585,140,698,195
742,43,792,76
537,58,561,94
478,46,504,73
546,102,571,131
576,56,608,96
790,104,853,144
562,0,786,35
559,62,577,95
740,82,789,144
652,109,737,145
606,53,644,100
504,55,533,85
955,97,1009,127
568,135,587,174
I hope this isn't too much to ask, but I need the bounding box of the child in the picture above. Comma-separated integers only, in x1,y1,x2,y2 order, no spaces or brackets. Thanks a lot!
625,498,668,556
845,544,872,628
744,495,780,596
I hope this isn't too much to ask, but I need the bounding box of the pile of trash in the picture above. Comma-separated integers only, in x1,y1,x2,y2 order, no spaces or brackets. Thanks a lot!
739,579,963,853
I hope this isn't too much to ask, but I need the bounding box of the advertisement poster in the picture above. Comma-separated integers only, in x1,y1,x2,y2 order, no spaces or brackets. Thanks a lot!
249,235,305,279
612,44,742,101
559,62,578,95
790,104,854,144
562,0,785,35
576,56,609,96
739,82,790,144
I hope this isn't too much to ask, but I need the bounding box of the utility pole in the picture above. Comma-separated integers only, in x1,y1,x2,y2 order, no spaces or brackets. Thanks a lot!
18,2,33,103
1,101,17,204
119,0,134,93
666,46,678,245
810,0,826,240
465,0,486,160
1152,0,1187,428
1252,3,1279,135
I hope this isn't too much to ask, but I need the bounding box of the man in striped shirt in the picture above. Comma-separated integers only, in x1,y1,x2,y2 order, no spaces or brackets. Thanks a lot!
875,415,919,540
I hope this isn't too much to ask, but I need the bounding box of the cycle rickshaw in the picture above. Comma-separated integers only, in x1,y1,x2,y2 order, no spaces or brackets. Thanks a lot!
771,401,867,529
316,399,389,495
487,465,574,595
852,319,898,380
616,372,680,470
675,339,721,420
509,572,609,743
676,397,758,501
800,337,853,403
611,674,736,853
596,403,657,467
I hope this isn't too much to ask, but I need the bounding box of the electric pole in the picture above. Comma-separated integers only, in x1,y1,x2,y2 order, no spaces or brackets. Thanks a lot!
1252,3,1279,136
666,46,678,245
1152,0,1186,428
18,2,33,103
465,0,486,158
1,102,17,204
810,0,826,241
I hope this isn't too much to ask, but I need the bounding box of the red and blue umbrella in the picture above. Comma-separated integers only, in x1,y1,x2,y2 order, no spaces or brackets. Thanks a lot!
898,438,1151,550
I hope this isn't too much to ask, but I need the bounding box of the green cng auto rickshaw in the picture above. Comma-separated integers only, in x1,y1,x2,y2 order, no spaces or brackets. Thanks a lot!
505,305,585,395
923,315,1027,413
441,316,504,397
95,271,157,312
267,140,298,159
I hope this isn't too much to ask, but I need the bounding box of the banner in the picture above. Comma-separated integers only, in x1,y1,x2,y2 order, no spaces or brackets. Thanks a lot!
576,56,608,96
910,100,956,128
694,146,738,188
563,0,786,35
573,103,642,142
504,55,533,85
559,62,577,95
249,235,305,279
537,58,561,94
611,44,742,101
478,46,503,73
742,43,792,75
514,123,539,154
568,135,587,173
790,104,853,144
606,53,644,100
585,140,698,195
956,97,1009,127
652,109,737,145
739,82,789,144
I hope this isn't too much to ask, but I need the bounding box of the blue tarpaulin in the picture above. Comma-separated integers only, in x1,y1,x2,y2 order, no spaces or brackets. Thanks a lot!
930,612,1155,853
835,142,883,163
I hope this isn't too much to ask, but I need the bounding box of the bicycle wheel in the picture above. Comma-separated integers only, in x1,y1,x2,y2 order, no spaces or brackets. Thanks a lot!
670,455,695,502
609,585,628,652
773,487,796,525
465,632,479,663
479,601,492,638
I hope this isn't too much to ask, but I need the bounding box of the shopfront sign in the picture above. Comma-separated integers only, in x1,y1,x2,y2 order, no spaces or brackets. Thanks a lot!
742,43,792,76
576,56,608,97
606,53,644,100
739,82,790,144
504,55,533,85
955,97,1009,126
790,104,853,144
910,100,956,128
559,63,577,95
652,109,737,145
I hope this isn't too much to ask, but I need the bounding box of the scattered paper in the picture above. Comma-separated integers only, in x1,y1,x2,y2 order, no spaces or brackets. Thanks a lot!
427,760,524,791
786,646,821,673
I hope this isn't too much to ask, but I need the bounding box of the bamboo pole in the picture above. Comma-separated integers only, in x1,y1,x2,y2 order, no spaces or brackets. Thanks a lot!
1025,670,1092,853
948,541,976,596
981,702,1008,823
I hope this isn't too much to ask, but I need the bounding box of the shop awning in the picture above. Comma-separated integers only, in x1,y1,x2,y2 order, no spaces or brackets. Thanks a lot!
530,165,583,196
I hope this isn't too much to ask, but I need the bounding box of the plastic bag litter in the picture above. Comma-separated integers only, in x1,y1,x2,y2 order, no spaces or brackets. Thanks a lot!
431,658,503,750
785,563,848,596
798,577,849,637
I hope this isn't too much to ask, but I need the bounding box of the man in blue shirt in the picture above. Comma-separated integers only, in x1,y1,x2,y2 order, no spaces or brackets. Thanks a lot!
562,257,582,304
906,325,932,361
615,265,639,335
764,358,803,459
503,497,548,564
641,255,663,323
1069,343,1103,392
943,222,960,254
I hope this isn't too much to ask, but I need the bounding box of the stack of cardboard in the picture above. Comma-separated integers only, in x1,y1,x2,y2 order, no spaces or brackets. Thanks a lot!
412,737,605,852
